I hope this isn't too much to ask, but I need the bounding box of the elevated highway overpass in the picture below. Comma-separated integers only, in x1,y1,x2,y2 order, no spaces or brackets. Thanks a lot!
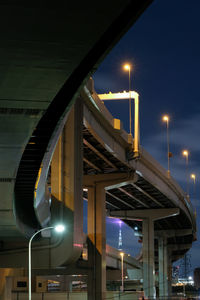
0,1,196,299
82,80,196,298
0,78,196,299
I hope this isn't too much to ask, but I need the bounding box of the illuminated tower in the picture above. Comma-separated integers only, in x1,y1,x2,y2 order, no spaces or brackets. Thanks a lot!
118,220,123,250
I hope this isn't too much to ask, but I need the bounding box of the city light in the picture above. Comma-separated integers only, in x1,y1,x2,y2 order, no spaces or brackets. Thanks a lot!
54,224,65,233
123,63,131,71
188,276,193,280
182,150,189,158
190,173,197,216
162,114,170,177
182,150,189,197
162,115,169,122
123,63,132,135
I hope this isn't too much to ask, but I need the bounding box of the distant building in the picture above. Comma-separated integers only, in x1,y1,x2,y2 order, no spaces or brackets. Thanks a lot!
194,268,200,289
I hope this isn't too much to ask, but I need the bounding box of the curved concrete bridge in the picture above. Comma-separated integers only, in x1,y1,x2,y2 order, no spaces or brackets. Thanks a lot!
0,1,196,300
81,80,196,298
0,78,196,299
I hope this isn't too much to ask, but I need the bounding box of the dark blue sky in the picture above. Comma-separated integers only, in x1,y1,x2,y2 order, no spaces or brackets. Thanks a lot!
93,0,200,275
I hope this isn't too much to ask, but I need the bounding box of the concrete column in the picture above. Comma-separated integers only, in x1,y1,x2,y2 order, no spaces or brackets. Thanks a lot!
142,217,156,299
0,268,25,300
84,172,138,300
87,184,106,300
109,208,179,299
167,251,172,295
158,236,168,298
4,277,12,300
50,97,83,267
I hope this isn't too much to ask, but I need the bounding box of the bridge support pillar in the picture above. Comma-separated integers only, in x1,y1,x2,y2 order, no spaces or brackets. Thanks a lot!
87,185,106,300
156,228,190,297
167,251,172,295
142,217,156,299
158,236,169,298
50,97,83,266
84,173,136,300
108,208,179,299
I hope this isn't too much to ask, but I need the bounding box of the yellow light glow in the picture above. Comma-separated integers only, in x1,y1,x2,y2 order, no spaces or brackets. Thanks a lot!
124,64,131,71
120,252,124,257
191,174,196,180
182,150,189,157
98,91,138,100
113,118,121,130
162,115,169,122
34,167,42,199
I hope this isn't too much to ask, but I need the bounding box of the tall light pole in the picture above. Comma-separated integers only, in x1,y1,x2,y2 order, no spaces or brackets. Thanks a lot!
182,150,189,197
190,173,197,216
162,115,170,177
120,252,124,292
190,173,196,192
123,64,132,135
29,224,65,300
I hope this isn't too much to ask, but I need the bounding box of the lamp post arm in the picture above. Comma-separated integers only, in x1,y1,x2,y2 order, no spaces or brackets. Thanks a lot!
29,226,54,245
28,226,54,300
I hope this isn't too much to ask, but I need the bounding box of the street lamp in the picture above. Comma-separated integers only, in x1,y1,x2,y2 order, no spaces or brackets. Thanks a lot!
123,63,132,135
182,150,189,197
28,224,65,300
191,173,196,188
162,115,170,177
120,252,124,292
190,173,197,216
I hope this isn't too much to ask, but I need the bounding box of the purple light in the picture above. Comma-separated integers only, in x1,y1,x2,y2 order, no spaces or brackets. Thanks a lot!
106,217,123,226
118,220,122,226
114,219,123,225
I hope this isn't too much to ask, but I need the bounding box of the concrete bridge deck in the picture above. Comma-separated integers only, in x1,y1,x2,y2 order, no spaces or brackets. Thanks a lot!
82,80,196,260
0,1,197,299
0,78,196,299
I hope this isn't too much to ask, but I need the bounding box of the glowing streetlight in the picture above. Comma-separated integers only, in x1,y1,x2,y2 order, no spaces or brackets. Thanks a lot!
120,252,124,292
162,115,170,177
190,173,197,216
182,150,189,197
124,64,130,71
191,173,196,184
182,150,189,159
28,224,65,300
123,63,132,135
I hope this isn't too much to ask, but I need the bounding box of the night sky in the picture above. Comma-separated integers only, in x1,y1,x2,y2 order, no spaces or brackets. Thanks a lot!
92,0,200,275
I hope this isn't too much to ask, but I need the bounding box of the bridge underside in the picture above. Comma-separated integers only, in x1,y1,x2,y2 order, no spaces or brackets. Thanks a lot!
0,0,153,238
0,1,197,300
83,125,194,259
0,2,155,299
